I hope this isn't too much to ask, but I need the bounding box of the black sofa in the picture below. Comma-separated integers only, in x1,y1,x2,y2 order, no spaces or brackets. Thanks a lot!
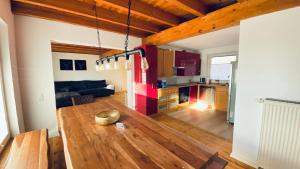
54,80,114,108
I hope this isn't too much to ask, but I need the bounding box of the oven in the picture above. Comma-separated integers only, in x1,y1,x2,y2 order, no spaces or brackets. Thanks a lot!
178,86,190,104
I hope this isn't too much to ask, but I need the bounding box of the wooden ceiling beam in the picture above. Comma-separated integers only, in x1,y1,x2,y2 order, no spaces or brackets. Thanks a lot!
12,1,150,37
51,42,112,55
165,0,207,17
143,0,300,45
12,0,161,33
95,0,181,26
101,49,124,57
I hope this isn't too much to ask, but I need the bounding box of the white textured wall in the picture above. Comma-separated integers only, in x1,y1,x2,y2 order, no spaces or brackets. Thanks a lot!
232,7,300,167
0,0,25,136
15,16,141,136
52,52,127,92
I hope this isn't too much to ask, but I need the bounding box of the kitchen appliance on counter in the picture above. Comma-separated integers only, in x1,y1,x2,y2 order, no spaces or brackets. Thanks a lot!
178,86,190,104
200,77,206,84
157,80,167,88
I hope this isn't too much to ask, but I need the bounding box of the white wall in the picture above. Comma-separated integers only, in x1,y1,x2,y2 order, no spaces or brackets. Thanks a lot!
0,0,25,136
199,44,239,78
15,16,141,136
232,7,300,167
52,52,127,92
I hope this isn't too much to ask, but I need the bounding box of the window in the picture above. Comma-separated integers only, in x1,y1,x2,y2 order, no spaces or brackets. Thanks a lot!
210,56,237,81
0,63,9,153
0,19,10,152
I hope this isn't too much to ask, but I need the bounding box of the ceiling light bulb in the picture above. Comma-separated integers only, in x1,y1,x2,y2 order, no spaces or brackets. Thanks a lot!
113,57,119,70
125,59,132,71
125,54,132,71
141,57,149,71
99,61,104,70
114,61,119,70
105,60,111,70
95,63,100,71
99,64,104,71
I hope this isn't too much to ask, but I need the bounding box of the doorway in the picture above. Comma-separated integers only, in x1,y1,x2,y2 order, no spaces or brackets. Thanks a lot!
209,55,237,124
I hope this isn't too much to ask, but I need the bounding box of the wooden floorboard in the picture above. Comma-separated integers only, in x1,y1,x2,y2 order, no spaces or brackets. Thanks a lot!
167,108,233,141
151,114,254,169
49,136,67,169
0,139,12,169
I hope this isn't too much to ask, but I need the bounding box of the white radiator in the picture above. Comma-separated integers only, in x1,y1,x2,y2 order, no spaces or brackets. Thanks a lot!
258,99,300,169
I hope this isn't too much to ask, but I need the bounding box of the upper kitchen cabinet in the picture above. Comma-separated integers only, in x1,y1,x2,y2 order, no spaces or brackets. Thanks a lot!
157,49,164,77
157,48,174,77
175,51,201,76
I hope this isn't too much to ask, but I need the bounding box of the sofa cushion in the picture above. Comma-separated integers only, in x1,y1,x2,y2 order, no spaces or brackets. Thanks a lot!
70,81,88,91
55,81,73,92
77,88,113,96
84,80,107,89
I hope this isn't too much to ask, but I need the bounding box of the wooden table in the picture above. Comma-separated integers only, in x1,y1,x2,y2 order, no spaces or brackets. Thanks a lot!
58,97,225,169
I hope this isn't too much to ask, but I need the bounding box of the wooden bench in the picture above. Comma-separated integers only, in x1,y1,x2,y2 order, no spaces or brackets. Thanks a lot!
4,129,49,169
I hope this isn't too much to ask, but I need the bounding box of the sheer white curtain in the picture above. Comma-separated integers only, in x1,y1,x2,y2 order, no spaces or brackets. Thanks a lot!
0,22,10,152
0,63,9,152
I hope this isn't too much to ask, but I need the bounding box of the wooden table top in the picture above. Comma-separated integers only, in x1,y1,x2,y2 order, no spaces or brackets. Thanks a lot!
58,97,219,169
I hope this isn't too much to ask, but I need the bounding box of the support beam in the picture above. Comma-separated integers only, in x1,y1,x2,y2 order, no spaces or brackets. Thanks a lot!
95,0,181,26
12,2,150,37
143,0,300,45
51,42,112,55
166,0,207,16
12,0,161,33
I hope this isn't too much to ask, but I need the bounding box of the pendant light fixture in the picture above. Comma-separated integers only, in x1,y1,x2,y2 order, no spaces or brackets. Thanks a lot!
95,0,149,72
124,0,132,71
94,2,102,72
114,57,119,70
99,60,105,70
105,59,111,70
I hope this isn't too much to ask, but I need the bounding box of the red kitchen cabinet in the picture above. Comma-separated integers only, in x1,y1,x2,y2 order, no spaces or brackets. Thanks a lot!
134,45,158,116
175,51,201,76
189,85,198,104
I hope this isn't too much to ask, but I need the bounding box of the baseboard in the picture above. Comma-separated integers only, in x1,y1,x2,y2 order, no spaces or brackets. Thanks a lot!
230,151,258,168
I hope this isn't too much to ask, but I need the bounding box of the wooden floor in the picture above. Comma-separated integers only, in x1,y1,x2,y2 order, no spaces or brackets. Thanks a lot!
167,107,233,141
49,136,67,169
0,139,12,169
152,114,252,169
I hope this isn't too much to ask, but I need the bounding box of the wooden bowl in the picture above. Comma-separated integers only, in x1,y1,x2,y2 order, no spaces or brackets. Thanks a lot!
95,110,120,125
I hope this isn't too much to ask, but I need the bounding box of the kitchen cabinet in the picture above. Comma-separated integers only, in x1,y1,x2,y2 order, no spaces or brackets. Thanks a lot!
157,48,174,77
134,45,158,115
214,86,228,112
163,50,174,77
157,87,178,113
189,85,198,104
175,51,201,76
157,49,164,77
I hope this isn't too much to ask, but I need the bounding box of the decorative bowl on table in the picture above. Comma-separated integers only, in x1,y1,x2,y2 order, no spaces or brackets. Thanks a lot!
95,110,120,125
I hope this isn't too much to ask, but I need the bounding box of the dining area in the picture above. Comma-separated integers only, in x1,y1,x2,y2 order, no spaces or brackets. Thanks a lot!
56,97,227,169
2,94,228,169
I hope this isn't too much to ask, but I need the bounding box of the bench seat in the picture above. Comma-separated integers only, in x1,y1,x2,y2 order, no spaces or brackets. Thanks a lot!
4,129,48,169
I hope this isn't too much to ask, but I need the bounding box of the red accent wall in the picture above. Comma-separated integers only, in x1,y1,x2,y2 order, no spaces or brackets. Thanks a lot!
134,45,158,115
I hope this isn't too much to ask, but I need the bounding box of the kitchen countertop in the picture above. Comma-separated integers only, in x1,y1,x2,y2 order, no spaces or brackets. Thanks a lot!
164,82,228,88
